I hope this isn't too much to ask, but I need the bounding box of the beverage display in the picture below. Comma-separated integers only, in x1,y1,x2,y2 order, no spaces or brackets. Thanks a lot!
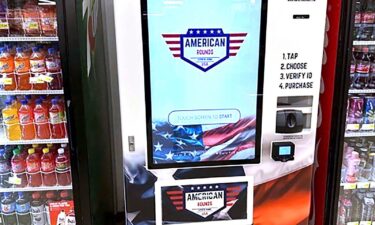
0,2,76,224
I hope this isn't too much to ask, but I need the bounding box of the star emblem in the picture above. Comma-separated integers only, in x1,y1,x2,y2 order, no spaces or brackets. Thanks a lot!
197,30,200,34
152,123,158,131
189,132,199,140
217,30,221,34
154,142,163,152
189,30,193,34
162,132,172,139
166,151,174,160
204,30,207,34
176,139,186,146
191,150,198,157
211,30,214,34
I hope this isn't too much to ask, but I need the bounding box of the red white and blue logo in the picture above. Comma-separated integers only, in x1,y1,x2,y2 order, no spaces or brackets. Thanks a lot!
162,29,247,72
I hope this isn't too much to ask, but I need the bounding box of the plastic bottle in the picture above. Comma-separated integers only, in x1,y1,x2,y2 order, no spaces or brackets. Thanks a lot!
2,193,17,225
47,143,57,158
30,192,46,225
4,145,15,161
0,149,10,188
39,5,57,36
41,148,57,186
10,96,20,111
0,47,16,91
46,48,62,90
19,99,36,140
16,192,32,225
61,143,70,163
355,47,371,89
26,148,42,187
14,47,32,90
346,151,361,183
34,98,50,139
355,0,364,24
8,0,24,36
56,148,71,186
2,99,22,141
361,194,375,221
32,144,43,156
23,0,41,36
18,145,29,160
30,47,47,90
50,99,66,139
45,191,56,225
11,148,28,187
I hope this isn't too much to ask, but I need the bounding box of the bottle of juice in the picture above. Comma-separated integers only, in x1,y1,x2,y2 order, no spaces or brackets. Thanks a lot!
30,192,46,225
18,99,35,140
22,0,41,37
49,99,65,139
2,99,21,141
30,47,47,90
9,96,20,110
0,47,16,91
56,148,71,186
14,47,31,90
0,149,11,188
38,5,57,37
41,148,56,186
16,192,32,225
26,148,42,187
2,192,17,225
46,48,62,90
8,0,24,36
33,99,50,139
11,148,28,187
44,191,56,225
47,143,57,158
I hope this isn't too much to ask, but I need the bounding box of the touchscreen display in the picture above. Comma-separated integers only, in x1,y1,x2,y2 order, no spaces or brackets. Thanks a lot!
143,0,265,168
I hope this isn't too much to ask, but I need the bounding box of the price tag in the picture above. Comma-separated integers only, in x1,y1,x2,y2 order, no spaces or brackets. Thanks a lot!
39,74,53,83
347,222,359,225
370,182,375,188
0,78,13,85
8,176,21,185
361,124,375,130
344,183,357,190
27,22,39,30
347,124,360,131
0,22,9,30
360,221,371,225
30,76,45,84
357,182,370,189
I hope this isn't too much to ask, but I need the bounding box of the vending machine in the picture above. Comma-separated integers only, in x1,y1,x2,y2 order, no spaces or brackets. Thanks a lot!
320,0,375,225
113,0,328,224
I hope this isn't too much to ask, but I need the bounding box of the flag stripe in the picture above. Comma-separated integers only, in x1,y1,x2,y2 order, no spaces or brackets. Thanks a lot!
170,47,181,51
166,41,180,44
230,33,248,37
162,34,180,38
230,40,244,43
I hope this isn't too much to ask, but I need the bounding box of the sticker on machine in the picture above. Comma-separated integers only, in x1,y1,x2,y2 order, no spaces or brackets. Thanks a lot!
155,176,253,225
162,29,247,72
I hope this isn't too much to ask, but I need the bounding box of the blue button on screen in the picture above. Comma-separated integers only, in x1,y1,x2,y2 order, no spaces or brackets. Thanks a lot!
279,146,291,155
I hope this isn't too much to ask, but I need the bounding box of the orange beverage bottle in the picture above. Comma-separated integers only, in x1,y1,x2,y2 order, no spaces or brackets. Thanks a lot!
0,47,16,91
23,0,41,37
25,95,35,110
49,99,65,139
26,148,42,187
39,5,57,37
41,148,57,186
18,99,35,140
33,98,50,139
2,99,21,141
10,96,21,111
30,47,47,90
14,47,32,90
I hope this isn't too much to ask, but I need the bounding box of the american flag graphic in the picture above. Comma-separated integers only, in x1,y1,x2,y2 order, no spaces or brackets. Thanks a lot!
162,29,247,58
152,117,256,164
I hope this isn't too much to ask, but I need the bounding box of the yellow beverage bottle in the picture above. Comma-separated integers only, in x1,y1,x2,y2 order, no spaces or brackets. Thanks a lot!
2,99,21,140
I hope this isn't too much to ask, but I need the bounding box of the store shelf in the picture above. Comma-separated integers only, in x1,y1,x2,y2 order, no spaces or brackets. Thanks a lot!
353,40,375,46
0,36,58,42
0,185,72,193
0,138,69,145
345,131,375,137
341,182,375,190
346,222,375,225
349,89,375,94
0,90,64,95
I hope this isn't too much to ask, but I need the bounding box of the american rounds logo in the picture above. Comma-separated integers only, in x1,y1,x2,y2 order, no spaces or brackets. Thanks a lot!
162,29,247,72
